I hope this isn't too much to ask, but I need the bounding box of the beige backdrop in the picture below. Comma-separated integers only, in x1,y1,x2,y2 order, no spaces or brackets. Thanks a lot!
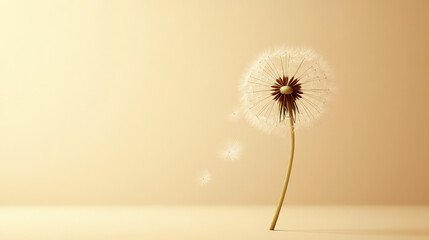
0,0,428,205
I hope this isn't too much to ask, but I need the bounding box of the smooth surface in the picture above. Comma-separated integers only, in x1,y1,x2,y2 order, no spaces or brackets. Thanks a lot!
0,205,428,240
1,0,429,205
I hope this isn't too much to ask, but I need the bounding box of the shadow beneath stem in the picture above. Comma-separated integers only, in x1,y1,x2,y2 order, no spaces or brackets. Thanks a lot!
275,228,429,236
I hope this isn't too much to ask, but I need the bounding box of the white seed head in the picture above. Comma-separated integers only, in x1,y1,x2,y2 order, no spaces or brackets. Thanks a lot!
240,47,333,134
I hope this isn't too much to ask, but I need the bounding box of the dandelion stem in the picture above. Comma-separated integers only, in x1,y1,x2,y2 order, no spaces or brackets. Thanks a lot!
269,107,295,231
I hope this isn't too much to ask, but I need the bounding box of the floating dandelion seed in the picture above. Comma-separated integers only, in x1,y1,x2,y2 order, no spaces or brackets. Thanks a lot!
197,171,212,186
240,47,333,230
219,140,243,162
228,107,240,121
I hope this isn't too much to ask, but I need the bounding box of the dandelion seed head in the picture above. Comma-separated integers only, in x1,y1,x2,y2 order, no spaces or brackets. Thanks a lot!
240,47,333,134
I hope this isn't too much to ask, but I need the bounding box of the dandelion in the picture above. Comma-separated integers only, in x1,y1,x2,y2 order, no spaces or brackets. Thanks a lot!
240,47,333,230
219,140,243,162
197,171,212,186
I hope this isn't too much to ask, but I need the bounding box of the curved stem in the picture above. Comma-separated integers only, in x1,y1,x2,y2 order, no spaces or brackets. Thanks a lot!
269,108,295,231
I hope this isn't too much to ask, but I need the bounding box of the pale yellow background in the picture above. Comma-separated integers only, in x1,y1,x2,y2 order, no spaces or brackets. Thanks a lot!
0,0,428,205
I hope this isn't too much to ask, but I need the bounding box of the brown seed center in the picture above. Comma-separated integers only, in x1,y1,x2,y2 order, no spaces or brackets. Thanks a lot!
280,85,293,94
